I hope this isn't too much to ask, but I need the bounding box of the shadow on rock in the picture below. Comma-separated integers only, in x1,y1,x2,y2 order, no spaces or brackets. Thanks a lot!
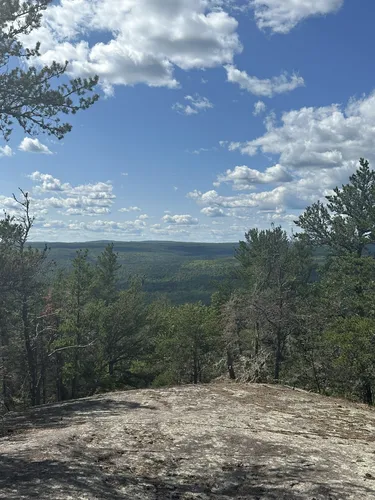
1,450,374,499
1,396,157,437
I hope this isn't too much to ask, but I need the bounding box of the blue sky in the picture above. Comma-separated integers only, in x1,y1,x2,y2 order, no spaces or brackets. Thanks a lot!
1,0,375,242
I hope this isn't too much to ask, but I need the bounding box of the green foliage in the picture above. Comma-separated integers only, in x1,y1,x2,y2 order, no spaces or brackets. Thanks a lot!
3,158,375,411
30,240,238,304
296,158,375,256
319,255,375,318
93,243,121,304
0,0,98,140
233,226,313,381
322,317,375,403
145,302,219,386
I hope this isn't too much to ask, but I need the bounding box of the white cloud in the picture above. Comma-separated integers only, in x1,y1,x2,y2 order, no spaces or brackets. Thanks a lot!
57,219,145,234
200,206,227,217
119,206,142,212
0,145,13,157
187,91,375,223
19,138,53,154
65,207,111,216
162,214,199,225
253,101,266,116
251,0,344,34
216,164,293,190
173,104,198,116
150,224,191,237
28,171,116,216
187,146,217,155
29,171,71,191
173,94,213,115
121,172,128,176
188,185,311,213
185,94,213,110
138,214,149,220
68,181,115,199
0,194,49,218
23,0,242,94
0,195,21,212
40,220,67,229
228,91,375,171
226,65,304,97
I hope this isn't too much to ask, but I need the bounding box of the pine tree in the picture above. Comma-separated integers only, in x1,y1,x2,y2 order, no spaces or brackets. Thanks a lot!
0,0,98,141
295,158,375,256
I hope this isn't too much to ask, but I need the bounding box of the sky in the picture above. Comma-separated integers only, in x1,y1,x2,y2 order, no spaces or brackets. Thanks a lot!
1,0,375,243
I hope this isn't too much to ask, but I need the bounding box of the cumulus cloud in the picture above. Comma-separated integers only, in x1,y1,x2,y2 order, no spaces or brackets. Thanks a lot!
162,214,199,225
119,206,142,212
188,185,311,213
200,206,227,217
216,164,293,190
253,101,267,116
39,220,67,229
173,94,214,115
0,193,49,218
150,224,191,237
19,138,53,154
28,171,116,216
22,0,242,94
228,91,375,171
226,65,304,97
190,92,375,219
45,219,145,234
0,145,13,157
29,171,71,191
64,207,111,216
0,195,22,213
251,0,344,34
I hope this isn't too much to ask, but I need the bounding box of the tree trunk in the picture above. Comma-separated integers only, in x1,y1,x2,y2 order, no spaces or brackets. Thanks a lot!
274,330,282,382
109,360,114,376
0,320,9,410
55,353,67,401
363,380,373,405
193,354,198,384
227,349,236,380
254,321,260,356
22,294,39,405
71,292,81,399
310,349,321,394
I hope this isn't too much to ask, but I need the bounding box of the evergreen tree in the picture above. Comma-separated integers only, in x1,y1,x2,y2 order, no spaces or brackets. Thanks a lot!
235,226,312,382
62,249,94,399
0,0,98,140
94,243,121,305
295,158,375,256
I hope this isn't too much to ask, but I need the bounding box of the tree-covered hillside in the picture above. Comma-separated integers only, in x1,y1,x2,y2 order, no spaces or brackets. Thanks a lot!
3,159,375,411
30,241,239,304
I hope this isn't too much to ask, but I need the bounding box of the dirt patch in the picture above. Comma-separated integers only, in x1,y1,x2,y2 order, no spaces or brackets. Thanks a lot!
1,382,375,499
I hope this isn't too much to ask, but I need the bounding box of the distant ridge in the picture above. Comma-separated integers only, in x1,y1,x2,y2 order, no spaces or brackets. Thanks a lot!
31,240,239,304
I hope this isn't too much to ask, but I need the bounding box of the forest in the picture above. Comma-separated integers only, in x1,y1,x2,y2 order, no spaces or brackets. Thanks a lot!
30,240,239,305
1,159,375,412
1,2,375,415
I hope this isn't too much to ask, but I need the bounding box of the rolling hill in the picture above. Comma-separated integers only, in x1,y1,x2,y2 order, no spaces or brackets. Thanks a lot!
31,240,239,304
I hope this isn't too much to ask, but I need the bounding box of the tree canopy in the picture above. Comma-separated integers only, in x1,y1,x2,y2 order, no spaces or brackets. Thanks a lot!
0,0,98,140
295,158,375,256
